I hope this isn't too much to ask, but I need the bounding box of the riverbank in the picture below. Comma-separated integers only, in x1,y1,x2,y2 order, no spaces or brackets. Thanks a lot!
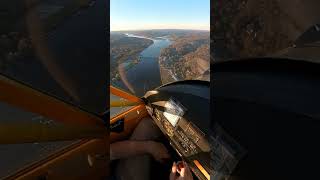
158,31,210,84
111,33,171,96
110,33,154,83
159,65,179,84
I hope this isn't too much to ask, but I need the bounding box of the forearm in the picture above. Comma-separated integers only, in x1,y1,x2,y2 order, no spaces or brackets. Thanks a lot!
110,140,152,161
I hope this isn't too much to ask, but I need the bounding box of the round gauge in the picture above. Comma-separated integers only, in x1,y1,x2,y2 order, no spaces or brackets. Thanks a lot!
163,119,174,137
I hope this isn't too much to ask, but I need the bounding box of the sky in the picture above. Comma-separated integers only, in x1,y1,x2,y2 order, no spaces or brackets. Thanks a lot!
110,0,210,31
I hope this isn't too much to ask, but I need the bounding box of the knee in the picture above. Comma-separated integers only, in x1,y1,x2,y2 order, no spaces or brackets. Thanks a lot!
130,116,161,140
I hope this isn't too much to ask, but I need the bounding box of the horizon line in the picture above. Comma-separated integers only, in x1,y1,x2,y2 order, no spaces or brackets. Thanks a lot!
110,28,210,32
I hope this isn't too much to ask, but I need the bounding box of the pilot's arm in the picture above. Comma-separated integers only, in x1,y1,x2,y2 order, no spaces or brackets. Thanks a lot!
110,140,170,162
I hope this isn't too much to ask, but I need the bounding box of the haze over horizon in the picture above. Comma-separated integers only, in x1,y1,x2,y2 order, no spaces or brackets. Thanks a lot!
110,27,210,32
110,0,210,31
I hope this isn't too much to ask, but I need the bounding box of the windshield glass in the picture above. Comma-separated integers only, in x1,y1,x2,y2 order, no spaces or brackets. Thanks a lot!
0,0,106,178
110,0,210,97
1,0,106,113
212,1,320,62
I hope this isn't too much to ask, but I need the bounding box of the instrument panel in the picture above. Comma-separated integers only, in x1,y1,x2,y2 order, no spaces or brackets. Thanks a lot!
146,100,213,180
143,81,245,180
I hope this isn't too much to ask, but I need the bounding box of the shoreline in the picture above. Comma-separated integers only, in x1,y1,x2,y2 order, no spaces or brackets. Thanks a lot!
111,34,171,93
111,34,153,82
112,33,171,79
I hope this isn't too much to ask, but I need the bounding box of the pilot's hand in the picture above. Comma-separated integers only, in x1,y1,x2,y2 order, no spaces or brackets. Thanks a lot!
170,161,193,180
147,141,170,163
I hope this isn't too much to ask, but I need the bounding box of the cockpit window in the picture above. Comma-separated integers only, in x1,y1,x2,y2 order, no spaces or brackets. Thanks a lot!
110,0,210,97
212,1,320,62
1,0,107,114
0,0,106,178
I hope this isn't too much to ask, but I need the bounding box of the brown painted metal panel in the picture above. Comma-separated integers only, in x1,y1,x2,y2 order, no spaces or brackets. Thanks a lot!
110,104,148,143
4,138,109,180
0,75,107,144
110,86,142,103
1,85,147,179
0,75,105,127
110,86,148,142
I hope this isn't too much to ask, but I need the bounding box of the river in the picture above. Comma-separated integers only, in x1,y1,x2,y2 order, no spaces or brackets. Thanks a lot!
112,34,172,97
